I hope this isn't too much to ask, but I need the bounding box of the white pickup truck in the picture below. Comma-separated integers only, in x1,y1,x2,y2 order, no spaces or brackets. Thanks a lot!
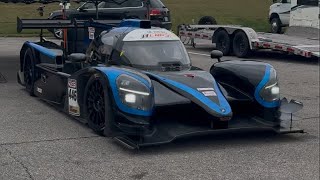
269,0,292,33
178,0,319,58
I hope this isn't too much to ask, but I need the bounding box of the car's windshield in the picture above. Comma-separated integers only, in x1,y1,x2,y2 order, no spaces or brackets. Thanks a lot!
120,41,191,67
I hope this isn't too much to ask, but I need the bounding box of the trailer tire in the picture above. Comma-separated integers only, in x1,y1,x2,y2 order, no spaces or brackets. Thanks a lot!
233,31,251,58
213,30,231,55
198,16,217,25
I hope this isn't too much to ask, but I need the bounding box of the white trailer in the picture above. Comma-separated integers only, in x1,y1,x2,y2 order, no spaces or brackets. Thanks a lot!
178,0,319,58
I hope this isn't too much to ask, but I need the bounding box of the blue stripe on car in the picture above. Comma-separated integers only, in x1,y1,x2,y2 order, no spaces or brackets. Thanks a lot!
27,42,57,59
95,67,153,117
254,65,280,108
147,73,232,116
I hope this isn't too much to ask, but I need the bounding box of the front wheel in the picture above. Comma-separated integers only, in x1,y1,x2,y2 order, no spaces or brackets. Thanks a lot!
270,18,282,34
84,74,114,136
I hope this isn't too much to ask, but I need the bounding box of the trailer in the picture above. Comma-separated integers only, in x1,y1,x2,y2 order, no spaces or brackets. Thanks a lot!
178,24,319,58
178,0,319,59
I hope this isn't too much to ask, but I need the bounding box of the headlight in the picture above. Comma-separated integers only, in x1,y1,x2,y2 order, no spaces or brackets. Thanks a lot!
116,74,153,111
259,67,280,102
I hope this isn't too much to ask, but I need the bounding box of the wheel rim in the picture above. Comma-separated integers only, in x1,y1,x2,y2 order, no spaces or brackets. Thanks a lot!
86,80,105,127
53,28,63,38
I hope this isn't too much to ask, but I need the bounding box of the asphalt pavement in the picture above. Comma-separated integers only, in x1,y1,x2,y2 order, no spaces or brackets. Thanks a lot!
0,38,319,180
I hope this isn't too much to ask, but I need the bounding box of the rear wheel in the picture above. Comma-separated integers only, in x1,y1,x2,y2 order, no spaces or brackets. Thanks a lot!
84,75,114,136
233,31,251,58
213,30,231,55
23,48,37,96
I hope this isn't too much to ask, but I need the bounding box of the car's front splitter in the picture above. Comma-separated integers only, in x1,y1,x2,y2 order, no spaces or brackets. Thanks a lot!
112,115,304,149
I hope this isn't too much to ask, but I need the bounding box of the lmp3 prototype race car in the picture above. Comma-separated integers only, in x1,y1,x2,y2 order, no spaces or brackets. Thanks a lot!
16,18,304,148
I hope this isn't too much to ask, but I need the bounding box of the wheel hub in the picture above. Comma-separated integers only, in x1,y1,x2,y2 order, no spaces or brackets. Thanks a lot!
93,96,103,112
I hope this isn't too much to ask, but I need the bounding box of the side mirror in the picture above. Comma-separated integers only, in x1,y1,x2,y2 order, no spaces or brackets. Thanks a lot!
68,53,86,62
211,50,223,62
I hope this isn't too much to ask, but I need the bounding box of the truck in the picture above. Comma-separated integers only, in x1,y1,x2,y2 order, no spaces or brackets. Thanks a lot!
269,0,291,33
178,0,319,58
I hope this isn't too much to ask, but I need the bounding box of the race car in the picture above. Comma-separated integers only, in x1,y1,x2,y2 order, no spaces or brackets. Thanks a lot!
17,19,304,148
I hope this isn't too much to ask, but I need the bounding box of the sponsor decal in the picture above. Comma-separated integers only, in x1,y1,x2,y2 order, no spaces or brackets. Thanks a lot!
142,32,172,39
184,74,195,78
68,79,77,88
197,88,217,97
197,88,214,91
68,79,80,116
202,91,217,97
88,27,95,40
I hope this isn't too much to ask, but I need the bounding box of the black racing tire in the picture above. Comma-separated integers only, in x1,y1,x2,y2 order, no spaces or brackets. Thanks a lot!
84,74,115,136
23,48,37,96
232,31,252,58
213,30,231,55
270,18,282,34
198,16,217,25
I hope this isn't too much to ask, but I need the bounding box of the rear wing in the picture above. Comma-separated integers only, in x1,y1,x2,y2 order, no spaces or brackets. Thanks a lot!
17,17,122,54
17,17,121,33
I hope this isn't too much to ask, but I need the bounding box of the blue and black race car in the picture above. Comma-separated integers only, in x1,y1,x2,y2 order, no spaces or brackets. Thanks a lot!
17,19,304,148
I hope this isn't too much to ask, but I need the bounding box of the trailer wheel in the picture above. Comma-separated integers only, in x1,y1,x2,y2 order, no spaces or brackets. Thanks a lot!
213,30,231,55
233,31,251,58
198,16,217,25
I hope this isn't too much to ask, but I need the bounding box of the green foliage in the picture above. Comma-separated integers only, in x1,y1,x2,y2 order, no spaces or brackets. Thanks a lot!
0,0,272,36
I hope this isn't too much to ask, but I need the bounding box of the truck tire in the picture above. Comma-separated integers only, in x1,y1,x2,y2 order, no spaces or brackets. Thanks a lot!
213,30,231,55
270,18,282,34
198,16,217,25
233,31,251,58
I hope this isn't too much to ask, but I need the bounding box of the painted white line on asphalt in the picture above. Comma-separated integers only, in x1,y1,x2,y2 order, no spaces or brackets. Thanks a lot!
188,52,210,57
